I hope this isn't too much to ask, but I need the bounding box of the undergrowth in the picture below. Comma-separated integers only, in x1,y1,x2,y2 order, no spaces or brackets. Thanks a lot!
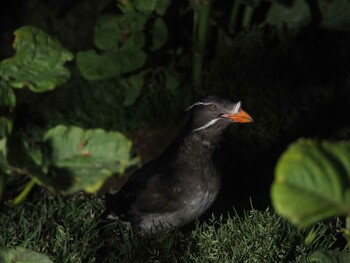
0,190,343,262
15,67,192,135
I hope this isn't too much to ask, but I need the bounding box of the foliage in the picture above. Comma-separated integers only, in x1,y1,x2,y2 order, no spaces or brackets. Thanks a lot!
271,139,350,262
0,246,53,263
272,139,350,228
311,250,350,263
76,1,170,105
0,27,137,204
6,126,137,196
1,0,350,260
266,0,350,31
0,26,73,92
0,190,343,262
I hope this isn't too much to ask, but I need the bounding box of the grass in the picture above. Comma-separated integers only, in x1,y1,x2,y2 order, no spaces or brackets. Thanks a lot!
0,189,344,262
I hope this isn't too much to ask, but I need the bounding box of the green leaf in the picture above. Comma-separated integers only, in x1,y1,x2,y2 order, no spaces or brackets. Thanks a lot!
94,15,122,51
0,138,7,198
0,82,16,108
238,0,261,8
134,0,171,15
122,74,144,106
76,50,122,80
0,117,13,138
0,26,73,92
6,134,46,181
0,246,53,263
311,250,350,263
150,18,168,51
77,49,147,80
42,125,137,194
320,0,350,31
94,14,148,51
163,68,182,92
265,0,311,29
119,48,147,74
271,139,350,228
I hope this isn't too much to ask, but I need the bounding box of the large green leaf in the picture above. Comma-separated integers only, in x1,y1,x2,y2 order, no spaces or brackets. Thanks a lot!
0,117,13,138
0,246,53,263
77,49,147,80
118,48,147,74
150,18,168,51
311,250,350,263
0,82,15,138
41,125,137,194
78,13,149,80
76,50,122,80
134,0,171,15
265,0,311,29
320,0,350,31
94,14,148,51
122,74,144,106
0,82,16,109
266,0,350,31
0,26,73,92
271,139,350,228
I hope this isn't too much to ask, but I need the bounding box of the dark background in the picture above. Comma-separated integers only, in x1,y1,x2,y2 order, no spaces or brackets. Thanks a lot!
1,0,350,219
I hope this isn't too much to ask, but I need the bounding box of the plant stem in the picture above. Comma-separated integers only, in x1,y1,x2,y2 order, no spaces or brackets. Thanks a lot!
12,178,36,206
228,0,241,34
193,0,212,89
242,5,254,29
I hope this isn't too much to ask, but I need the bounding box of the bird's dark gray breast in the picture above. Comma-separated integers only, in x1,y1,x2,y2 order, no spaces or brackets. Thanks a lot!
135,151,221,232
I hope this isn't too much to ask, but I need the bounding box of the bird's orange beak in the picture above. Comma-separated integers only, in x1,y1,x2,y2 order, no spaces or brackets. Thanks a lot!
225,110,253,123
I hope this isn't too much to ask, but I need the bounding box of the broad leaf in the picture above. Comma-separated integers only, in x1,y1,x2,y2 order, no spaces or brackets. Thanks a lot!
271,139,350,228
320,0,350,31
134,0,171,15
265,0,311,29
0,246,53,263
150,18,168,51
163,68,182,92
238,0,261,8
76,50,121,80
0,82,16,108
0,26,73,92
41,125,137,194
94,14,147,51
77,49,146,80
266,0,350,31
122,74,144,106
311,250,350,263
0,117,13,138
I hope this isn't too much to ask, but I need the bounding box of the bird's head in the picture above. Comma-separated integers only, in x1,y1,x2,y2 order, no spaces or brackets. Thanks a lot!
187,95,253,133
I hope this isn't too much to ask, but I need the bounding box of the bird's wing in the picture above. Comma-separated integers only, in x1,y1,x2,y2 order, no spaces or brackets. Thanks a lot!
112,160,184,216
133,171,183,214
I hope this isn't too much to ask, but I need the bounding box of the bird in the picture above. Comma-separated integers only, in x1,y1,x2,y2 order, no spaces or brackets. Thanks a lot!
104,94,253,233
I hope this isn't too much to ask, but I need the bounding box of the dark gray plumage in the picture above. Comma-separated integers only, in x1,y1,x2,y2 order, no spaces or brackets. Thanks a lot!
105,95,253,233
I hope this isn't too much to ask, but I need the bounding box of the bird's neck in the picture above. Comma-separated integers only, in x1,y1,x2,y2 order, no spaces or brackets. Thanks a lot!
162,126,224,163
181,131,220,156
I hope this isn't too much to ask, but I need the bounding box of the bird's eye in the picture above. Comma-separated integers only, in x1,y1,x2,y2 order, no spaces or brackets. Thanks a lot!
209,105,217,111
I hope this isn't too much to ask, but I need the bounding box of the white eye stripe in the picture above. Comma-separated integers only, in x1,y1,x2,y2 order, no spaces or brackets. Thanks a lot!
186,102,212,111
187,101,241,113
193,118,221,131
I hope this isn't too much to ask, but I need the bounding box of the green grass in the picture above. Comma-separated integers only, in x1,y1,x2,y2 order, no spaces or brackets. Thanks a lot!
0,190,344,262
